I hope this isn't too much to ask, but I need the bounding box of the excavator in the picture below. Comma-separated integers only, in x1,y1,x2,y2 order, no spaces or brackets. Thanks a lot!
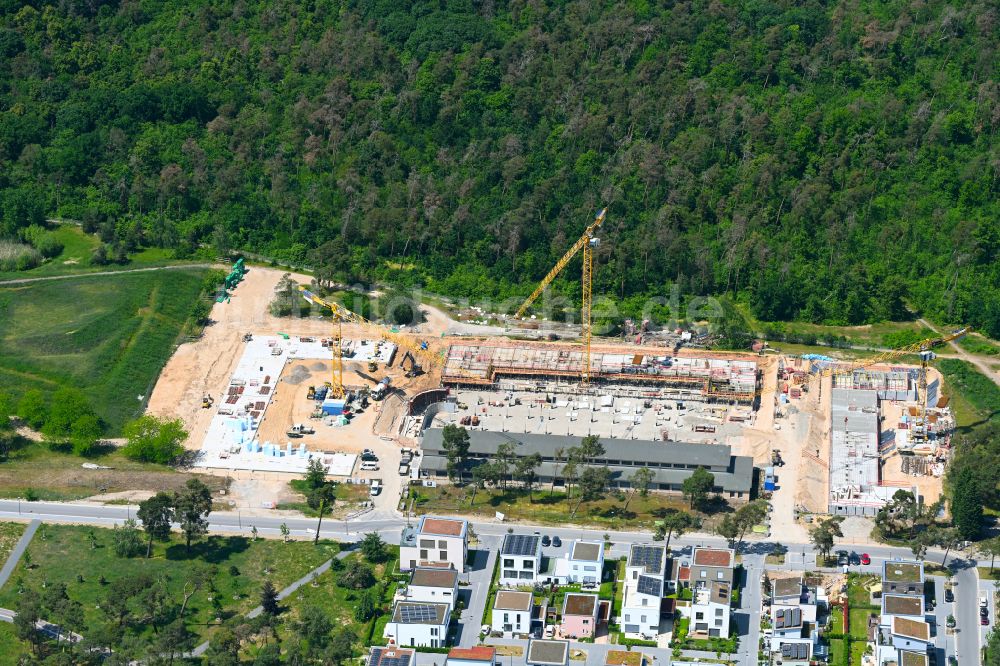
401,350,422,378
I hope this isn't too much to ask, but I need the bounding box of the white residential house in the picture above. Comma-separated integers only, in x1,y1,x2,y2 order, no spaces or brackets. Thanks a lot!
399,516,468,572
499,533,543,585
405,568,459,610
621,544,668,639
383,601,450,648
683,582,732,638
553,540,604,584
765,576,827,665
491,590,534,636
889,617,931,654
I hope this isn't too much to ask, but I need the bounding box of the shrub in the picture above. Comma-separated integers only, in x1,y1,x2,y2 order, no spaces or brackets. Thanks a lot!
0,240,41,271
121,415,187,464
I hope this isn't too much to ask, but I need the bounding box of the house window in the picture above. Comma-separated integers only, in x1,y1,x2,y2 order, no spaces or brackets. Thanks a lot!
696,612,704,620
583,619,589,625
715,608,723,616
641,615,647,623
440,551,447,560
504,613,509,623
504,559,515,567
420,539,435,548
420,550,428,559
632,571,638,580
625,614,630,622
641,599,647,606
717,572,724,579
700,571,707,578
431,628,438,636
438,540,447,548
523,559,533,569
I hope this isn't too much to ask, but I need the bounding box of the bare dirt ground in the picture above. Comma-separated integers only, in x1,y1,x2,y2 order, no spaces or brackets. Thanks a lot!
793,374,832,516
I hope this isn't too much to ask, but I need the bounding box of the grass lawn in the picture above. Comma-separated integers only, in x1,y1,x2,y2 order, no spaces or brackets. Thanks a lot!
978,567,1000,581
958,333,1000,356
828,638,847,665
0,524,338,651
830,607,845,634
279,549,398,650
850,638,867,665
848,608,872,639
0,268,209,433
0,522,25,563
412,485,717,531
846,575,878,608
0,621,26,665
935,358,1000,428
0,439,226,501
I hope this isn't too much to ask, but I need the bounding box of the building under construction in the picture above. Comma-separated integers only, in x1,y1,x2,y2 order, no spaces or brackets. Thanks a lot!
832,367,916,401
442,343,760,404
828,388,915,516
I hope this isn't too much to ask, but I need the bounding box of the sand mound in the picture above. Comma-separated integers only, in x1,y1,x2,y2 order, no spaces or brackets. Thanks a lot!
285,365,312,385
311,361,328,371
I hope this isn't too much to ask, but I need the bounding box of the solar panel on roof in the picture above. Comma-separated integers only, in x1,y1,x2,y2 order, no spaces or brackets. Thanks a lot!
629,545,664,573
503,534,540,556
636,575,662,597
371,649,412,666
399,604,439,623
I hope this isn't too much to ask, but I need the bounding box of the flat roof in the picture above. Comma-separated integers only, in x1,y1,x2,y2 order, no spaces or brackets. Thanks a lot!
572,541,603,562
422,428,734,468
420,516,467,537
628,544,665,574
502,533,541,557
563,593,599,616
900,651,929,666
892,617,930,641
829,389,884,507
391,601,449,625
448,647,495,662
772,576,802,598
883,594,923,616
494,590,533,612
410,568,458,588
883,560,923,583
692,548,733,568
605,650,642,666
526,639,569,666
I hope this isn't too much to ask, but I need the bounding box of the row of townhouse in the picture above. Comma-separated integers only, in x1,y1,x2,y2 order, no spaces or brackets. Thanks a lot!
871,560,933,666
764,574,829,664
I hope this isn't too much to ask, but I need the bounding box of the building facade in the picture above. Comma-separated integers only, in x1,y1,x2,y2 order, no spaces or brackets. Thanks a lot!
399,516,468,572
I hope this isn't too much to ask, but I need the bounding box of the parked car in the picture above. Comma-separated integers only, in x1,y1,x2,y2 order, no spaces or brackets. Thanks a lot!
860,553,871,565
944,588,954,603
541,535,551,547
982,615,990,626
361,452,379,462
836,550,849,566
981,606,990,617
848,552,861,566
552,536,562,547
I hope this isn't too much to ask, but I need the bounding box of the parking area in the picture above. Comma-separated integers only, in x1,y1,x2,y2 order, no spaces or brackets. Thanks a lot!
433,388,757,444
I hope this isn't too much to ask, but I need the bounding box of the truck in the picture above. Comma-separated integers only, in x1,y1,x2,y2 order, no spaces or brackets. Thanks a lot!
372,377,392,400
286,424,315,438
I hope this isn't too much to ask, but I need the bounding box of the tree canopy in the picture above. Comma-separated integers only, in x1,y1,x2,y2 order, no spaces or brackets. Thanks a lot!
0,0,997,334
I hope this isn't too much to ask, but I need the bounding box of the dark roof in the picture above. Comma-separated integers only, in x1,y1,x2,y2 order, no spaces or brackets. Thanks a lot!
772,577,803,598
421,455,754,493
774,608,802,629
572,541,603,562
629,545,665,574
370,647,415,666
410,568,458,589
563,593,598,616
391,602,449,625
883,594,923,616
780,643,809,660
636,575,663,597
422,428,734,468
502,533,541,557
526,640,569,666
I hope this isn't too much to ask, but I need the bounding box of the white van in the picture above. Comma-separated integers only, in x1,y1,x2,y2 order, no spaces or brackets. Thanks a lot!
360,461,379,472
370,480,382,496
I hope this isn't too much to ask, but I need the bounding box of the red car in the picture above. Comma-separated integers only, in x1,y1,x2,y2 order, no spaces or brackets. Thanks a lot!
982,615,990,626
860,553,871,565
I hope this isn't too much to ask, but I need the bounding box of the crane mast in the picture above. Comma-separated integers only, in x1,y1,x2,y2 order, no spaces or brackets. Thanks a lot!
512,208,607,385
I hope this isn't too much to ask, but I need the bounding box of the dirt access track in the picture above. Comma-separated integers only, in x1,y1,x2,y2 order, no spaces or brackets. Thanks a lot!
146,266,442,451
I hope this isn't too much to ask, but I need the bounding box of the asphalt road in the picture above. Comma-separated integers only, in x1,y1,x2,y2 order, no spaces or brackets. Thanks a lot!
0,498,988,660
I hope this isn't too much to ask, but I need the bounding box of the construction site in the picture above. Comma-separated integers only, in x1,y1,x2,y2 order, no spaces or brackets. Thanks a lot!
142,207,966,531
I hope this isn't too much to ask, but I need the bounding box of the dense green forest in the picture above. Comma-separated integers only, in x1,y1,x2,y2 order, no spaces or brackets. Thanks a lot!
0,0,998,333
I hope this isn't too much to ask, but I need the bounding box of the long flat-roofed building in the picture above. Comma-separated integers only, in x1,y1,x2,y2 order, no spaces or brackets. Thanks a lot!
421,429,755,500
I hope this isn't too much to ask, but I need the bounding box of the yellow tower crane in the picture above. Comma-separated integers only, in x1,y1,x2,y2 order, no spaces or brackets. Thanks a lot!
512,208,607,383
811,327,970,441
300,287,441,397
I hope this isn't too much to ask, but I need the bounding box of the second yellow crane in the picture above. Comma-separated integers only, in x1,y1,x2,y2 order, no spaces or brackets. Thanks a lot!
512,207,606,384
